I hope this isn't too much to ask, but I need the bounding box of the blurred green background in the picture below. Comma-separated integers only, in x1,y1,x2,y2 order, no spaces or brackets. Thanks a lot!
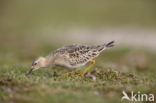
1,0,156,65
0,0,156,103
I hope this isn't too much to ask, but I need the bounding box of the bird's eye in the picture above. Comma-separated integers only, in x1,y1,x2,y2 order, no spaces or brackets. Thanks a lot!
35,63,37,65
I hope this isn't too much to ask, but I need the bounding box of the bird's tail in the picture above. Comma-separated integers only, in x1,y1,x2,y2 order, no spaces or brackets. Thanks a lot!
97,41,114,52
105,41,114,48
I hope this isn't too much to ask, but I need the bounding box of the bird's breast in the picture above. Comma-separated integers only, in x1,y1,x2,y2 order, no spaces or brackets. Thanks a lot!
55,62,87,69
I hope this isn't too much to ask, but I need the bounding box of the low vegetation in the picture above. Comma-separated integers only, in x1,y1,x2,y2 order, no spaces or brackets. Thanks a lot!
0,47,156,103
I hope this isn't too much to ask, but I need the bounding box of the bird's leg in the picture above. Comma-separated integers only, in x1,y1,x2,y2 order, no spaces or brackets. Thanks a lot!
61,68,77,77
76,60,95,77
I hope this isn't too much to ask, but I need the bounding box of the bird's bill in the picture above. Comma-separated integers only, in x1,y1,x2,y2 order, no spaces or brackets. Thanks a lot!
26,68,33,76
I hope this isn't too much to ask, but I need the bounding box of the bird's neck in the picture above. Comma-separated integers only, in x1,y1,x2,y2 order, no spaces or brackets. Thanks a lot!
40,57,49,67
45,53,56,65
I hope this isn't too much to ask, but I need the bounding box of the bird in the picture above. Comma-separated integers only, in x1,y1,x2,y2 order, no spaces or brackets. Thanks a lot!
26,41,114,77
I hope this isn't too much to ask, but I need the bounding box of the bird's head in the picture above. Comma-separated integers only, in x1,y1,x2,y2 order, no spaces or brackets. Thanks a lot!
26,56,47,76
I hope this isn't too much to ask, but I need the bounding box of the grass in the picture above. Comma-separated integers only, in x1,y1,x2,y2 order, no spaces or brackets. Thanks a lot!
0,47,156,103
0,32,156,103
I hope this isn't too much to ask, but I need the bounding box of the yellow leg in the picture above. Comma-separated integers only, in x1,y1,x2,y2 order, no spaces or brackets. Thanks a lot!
76,60,95,77
61,68,77,77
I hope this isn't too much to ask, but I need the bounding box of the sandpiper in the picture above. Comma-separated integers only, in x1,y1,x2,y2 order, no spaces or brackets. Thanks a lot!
26,41,114,77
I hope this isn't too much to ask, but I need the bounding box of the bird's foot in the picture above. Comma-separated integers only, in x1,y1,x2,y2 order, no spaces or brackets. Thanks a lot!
61,68,77,77
75,72,85,77
61,72,71,77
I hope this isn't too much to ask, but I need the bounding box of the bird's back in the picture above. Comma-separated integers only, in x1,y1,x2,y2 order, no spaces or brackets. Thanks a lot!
51,44,104,68
47,41,114,69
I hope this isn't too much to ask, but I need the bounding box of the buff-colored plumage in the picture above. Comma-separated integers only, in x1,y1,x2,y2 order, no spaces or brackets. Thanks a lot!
26,41,114,76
